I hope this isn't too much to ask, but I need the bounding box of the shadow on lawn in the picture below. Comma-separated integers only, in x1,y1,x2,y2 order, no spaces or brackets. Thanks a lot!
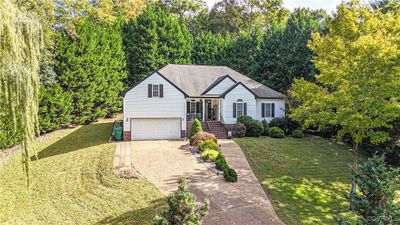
31,123,112,161
96,198,165,225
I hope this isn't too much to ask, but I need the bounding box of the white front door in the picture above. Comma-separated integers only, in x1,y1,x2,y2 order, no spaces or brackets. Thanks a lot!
131,118,181,140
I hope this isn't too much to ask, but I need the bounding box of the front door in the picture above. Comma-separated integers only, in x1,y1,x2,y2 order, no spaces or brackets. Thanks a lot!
205,100,216,121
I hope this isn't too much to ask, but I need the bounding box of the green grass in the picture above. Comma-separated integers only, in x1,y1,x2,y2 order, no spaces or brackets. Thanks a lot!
0,122,164,225
234,136,358,225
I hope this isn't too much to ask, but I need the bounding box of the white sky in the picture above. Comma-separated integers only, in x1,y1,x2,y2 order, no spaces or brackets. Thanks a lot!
205,0,345,13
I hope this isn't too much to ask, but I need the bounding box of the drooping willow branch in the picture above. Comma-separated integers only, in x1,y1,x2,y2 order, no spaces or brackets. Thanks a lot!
0,0,42,185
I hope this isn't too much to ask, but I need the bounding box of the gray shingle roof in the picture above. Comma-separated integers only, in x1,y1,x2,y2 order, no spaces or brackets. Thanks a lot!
158,64,287,99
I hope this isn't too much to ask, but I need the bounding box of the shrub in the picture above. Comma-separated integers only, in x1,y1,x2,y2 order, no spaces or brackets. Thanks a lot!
201,150,219,162
235,123,246,137
236,115,253,127
262,120,269,136
153,178,209,225
269,118,290,133
246,120,264,137
215,154,228,171
223,168,238,182
291,129,304,138
198,139,218,152
190,132,217,146
269,127,285,138
189,118,203,138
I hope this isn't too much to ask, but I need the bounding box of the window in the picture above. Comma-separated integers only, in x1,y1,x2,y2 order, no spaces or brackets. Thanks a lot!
262,103,274,117
190,102,196,113
152,84,159,97
236,99,244,117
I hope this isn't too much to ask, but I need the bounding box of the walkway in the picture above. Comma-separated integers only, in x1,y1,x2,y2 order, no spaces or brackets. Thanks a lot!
115,140,284,225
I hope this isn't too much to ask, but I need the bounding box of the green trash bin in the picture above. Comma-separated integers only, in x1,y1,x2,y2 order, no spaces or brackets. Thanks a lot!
114,127,123,141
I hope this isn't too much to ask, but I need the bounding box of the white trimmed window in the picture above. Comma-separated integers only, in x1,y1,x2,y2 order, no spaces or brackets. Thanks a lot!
236,99,244,117
265,103,272,117
152,84,159,97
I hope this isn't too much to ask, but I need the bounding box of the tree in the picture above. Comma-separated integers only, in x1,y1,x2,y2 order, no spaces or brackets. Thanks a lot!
289,2,400,197
57,19,126,124
208,0,288,34
0,0,42,181
350,155,400,224
250,8,329,93
153,179,209,225
370,0,400,13
123,4,193,85
191,32,227,65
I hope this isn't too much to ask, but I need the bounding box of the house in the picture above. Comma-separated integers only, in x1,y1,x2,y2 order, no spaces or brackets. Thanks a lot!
123,64,287,141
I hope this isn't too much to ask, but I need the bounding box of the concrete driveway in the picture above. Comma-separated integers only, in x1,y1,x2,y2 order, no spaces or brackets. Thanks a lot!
128,140,284,225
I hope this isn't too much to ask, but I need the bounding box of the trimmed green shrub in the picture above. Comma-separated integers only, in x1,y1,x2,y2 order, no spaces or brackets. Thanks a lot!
235,123,246,137
269,127,285,138
189,118,203,138
223,168,238,182
246,120,264,137
262,120,269,136
291,129,304,138
215,158,229,171
269,118,290,133
216,153,225,161
198,139,218,152
237,115,253,127
191,131,217,146
201,150,219,162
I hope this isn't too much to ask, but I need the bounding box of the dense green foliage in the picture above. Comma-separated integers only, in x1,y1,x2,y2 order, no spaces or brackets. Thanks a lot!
223,168,238,182
251,8,328,93
123,4,193,85
198,139,218,152
189,118,203,138
349,155,400,224
269,127,285,138
153,179,209,225
261,120,269,136
215,154,229,171
291,129,304,138
201,149,219,161
191,32,227,65
38,85,73,133
235,123,246,137
190,131,217,146
236,115,264,137
57,19,126,124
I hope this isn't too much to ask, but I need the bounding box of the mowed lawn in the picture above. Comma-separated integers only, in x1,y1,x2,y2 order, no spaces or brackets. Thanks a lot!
0,121,164,225
234,136,357,225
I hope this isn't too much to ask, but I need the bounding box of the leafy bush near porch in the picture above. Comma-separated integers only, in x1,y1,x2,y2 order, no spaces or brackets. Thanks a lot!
236,116,264,137
235,123,246,137
269,127,285,138
189,118,203,138
198,139,218,152
190,132,217,146
223,168,238,182
291,129,304,138
201,150,219,162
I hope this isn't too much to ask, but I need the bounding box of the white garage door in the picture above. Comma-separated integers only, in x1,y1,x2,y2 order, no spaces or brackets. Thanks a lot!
131,118,181,140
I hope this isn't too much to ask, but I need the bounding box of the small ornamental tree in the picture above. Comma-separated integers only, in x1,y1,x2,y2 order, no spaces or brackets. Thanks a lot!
350,155,400,224
189,118,203,138
153,178,209,225
289,2,400,197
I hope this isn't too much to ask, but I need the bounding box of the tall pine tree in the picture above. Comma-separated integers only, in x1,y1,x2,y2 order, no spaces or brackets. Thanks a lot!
123,4,193,85
57,19,126,124
191,32,226,65
250,8,328,93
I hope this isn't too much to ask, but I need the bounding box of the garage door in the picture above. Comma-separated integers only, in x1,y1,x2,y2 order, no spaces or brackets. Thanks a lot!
131,118,181,140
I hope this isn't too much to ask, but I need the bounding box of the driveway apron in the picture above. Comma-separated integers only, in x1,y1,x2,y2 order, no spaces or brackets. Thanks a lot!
127,140,284,225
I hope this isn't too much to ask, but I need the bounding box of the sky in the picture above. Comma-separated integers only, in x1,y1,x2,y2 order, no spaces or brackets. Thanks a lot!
205,0,344,13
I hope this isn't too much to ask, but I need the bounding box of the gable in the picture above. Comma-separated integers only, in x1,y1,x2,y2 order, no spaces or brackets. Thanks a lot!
220,82,258,98
203,75,236,95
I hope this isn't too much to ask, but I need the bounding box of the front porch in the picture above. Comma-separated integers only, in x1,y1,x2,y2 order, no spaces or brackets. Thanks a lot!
186,98,222,122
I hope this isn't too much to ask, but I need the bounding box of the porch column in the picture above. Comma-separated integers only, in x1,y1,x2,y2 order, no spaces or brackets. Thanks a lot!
202,99,205,121
218,99,221,121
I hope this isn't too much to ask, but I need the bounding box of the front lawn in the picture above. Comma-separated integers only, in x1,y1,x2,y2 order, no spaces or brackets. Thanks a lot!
234,136,357,225
0,121,164,224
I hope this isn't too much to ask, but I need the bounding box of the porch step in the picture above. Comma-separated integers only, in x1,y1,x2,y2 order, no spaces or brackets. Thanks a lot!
202,121,228,139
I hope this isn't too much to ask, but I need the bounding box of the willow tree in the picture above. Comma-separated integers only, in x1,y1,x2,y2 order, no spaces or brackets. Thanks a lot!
0,0,42,182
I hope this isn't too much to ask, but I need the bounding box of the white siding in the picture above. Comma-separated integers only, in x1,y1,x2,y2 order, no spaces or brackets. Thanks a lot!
205,77,235,95
123,72,186,132
256,99,286,122
222,84,256,124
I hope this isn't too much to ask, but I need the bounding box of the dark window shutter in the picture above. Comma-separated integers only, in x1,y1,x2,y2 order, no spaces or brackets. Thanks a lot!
148,84,152,98
244,103,247,115
159,84,163,98
187,102,190,113
272,103,275,117
261,103,265,117
233,103,236,118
